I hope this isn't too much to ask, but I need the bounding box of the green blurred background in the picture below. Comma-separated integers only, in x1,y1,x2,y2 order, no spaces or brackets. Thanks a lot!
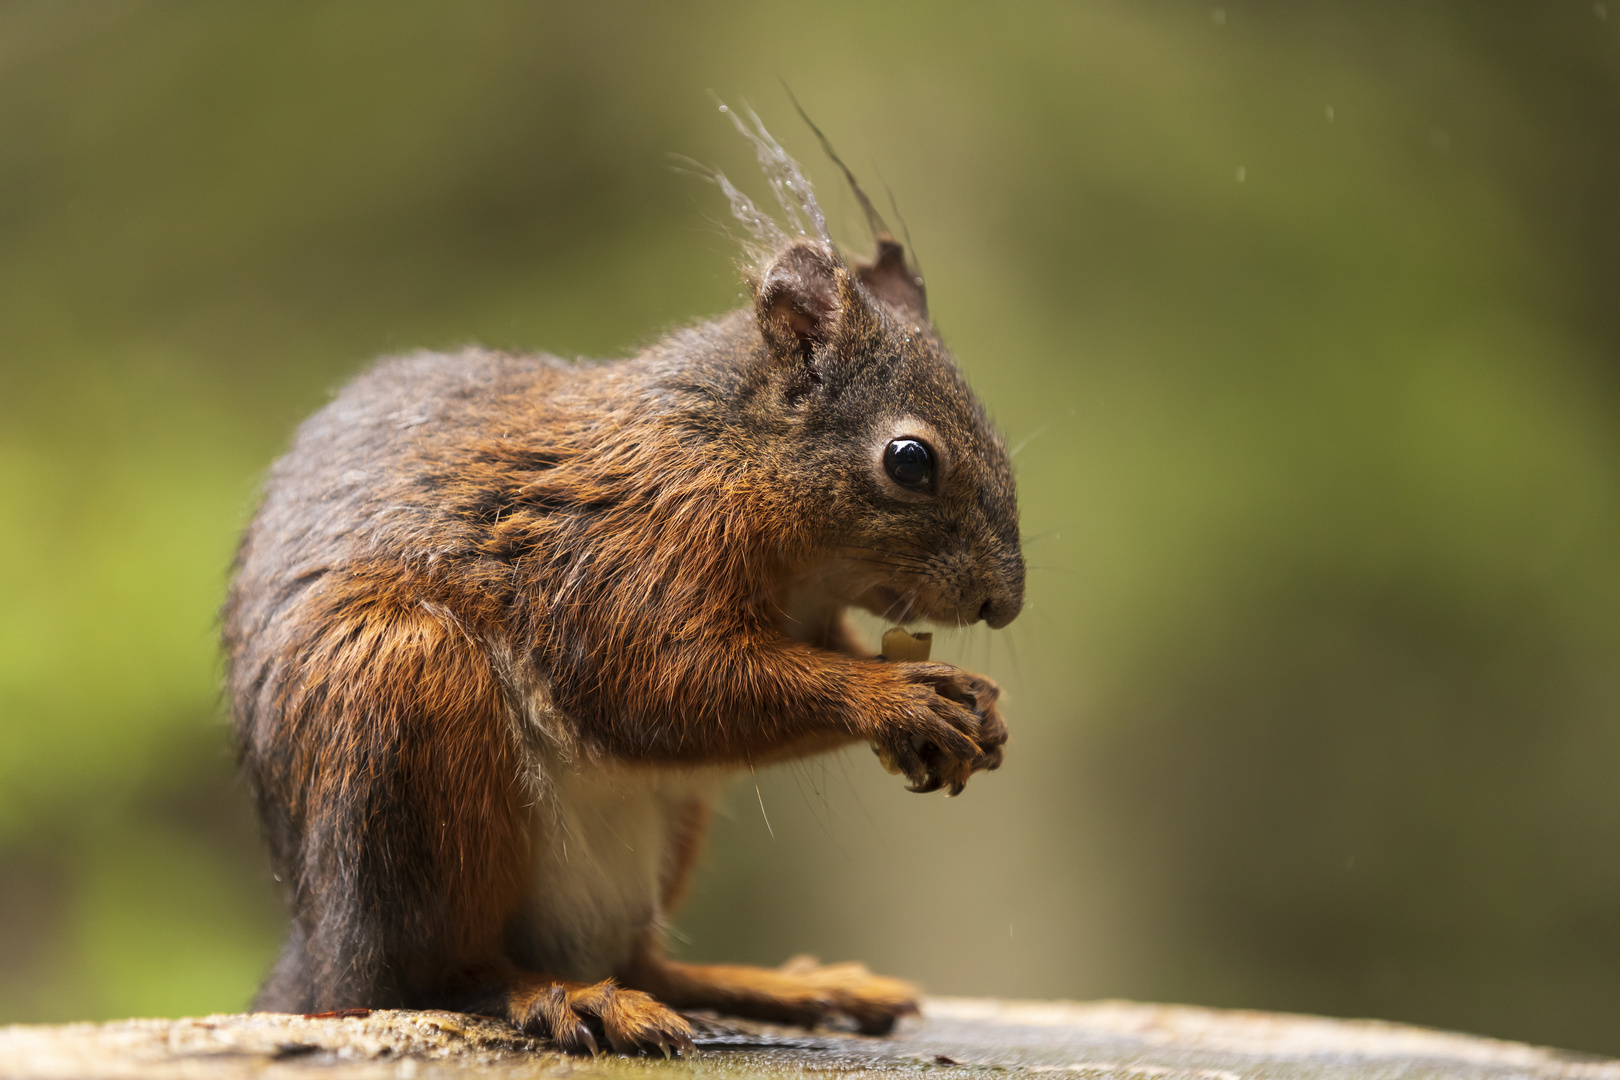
1,0,1617,1055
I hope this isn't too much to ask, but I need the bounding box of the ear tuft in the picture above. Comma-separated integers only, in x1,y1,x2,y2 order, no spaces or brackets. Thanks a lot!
756,242,845,363
782,91,928,319
855,238,927,318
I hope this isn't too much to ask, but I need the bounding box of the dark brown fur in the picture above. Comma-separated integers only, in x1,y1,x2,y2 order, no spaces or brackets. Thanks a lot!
224,117,1023,1053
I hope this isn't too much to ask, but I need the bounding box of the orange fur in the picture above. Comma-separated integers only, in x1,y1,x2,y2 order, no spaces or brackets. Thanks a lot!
621,937,918,1036
240,572,529,996
469,963,694,1056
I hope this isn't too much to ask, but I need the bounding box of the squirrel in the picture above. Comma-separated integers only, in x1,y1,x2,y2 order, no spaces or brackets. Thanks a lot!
222,108,1024,1056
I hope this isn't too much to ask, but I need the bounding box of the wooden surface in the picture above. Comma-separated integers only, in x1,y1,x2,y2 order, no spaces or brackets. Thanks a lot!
3,998,1617,1080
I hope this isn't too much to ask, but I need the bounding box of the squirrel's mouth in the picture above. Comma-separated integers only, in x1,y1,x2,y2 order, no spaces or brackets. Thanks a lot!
856,583,968,628
856,584,923,625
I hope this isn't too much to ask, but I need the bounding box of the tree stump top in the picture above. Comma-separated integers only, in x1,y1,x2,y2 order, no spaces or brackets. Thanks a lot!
2,998,1616,1080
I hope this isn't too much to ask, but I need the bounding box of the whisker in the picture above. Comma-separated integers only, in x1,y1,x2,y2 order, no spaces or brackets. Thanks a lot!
1009,424,1048,459
841,543,932,567
832,749,886,847
849,561,932,579
879,582,923,625
893,580,926,627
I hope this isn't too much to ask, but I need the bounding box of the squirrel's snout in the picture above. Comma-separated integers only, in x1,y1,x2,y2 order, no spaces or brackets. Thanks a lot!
974,552,1025,629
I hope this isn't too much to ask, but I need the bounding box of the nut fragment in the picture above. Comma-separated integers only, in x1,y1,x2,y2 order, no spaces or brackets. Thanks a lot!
880,627,933,663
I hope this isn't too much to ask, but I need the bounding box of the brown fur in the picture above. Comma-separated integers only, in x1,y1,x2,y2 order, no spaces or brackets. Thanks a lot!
224,117,1022,1053
622,939,919,1036
463,962,695,1056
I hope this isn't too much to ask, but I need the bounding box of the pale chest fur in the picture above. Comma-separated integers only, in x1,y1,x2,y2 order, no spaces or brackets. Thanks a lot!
510,688,731,982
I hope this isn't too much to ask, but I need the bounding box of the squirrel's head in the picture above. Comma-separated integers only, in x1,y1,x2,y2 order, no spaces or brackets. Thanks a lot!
713,106,1024,630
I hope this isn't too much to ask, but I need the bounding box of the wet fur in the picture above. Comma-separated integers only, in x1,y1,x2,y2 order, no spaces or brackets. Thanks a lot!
224,114,1023,1052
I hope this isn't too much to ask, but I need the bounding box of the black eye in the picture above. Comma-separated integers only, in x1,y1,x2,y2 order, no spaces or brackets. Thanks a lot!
883,438,935,490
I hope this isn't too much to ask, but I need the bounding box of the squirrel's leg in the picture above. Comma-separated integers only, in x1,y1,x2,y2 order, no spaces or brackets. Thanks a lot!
557,624,1006,793
614,796,917,1036
619,935,918,1035
239,584,693,1054
252,923,315,1011
239,587,532,1010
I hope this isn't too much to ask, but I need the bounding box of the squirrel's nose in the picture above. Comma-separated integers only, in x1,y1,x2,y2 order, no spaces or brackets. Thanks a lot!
978,593,1021,629
974,548,1026,628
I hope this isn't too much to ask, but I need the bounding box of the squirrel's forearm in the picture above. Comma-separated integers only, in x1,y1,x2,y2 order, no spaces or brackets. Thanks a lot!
545,628,894,765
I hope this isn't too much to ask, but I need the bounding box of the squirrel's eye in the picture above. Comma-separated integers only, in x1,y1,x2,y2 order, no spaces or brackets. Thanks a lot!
883,438,935,490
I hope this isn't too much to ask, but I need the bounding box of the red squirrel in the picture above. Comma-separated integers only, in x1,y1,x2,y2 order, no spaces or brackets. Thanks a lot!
223,108,1024,1055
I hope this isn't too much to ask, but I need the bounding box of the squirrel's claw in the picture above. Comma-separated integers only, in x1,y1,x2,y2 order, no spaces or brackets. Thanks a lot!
877,662,1008,796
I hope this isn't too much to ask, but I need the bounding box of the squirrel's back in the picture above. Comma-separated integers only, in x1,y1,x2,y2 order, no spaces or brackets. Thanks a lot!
233,348,574,600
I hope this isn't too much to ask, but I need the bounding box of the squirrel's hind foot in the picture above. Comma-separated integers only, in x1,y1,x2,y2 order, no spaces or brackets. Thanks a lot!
623,954,919,1036
498,972,695,1056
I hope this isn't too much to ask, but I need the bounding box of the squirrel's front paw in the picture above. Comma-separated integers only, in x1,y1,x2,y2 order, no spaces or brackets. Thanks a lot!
872,662,1006,796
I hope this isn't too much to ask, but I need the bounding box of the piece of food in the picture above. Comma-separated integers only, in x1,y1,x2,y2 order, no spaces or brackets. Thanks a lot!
879,627,933,663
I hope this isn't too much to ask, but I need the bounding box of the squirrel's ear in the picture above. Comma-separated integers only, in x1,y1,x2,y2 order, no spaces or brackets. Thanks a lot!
754,241,848,365
854,237,927,319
